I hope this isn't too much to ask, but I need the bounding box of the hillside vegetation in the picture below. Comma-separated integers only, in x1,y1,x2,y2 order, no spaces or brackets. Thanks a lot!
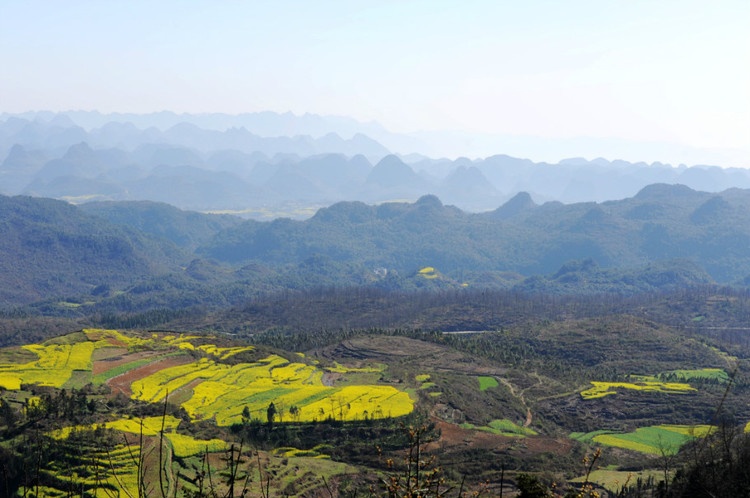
1,285,750,496
2,175,750,495
196,186,750,283
2,186,749,313
0,195,186,305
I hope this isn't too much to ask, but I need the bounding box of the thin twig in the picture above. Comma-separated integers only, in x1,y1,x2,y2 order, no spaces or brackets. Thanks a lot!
159,390,169,498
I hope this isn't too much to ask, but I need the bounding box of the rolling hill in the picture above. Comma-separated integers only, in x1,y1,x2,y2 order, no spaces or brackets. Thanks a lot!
197,185,750,283
2,185,749,314
0,194,187,305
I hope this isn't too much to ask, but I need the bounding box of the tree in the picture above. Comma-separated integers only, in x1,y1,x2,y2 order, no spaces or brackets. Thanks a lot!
374,424,466,497
266,402,276,427
0,397,16,431
516,474,551,498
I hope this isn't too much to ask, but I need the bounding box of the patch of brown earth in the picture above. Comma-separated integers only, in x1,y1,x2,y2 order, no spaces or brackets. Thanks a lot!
430,420,473,448
91,347,126,363
424,419,515,454
524,436,576,455
312,336,506,377
107,355,193,397
105,338,129,348
168,377,205,405
428,418,574,460
92,350,163,375
470,431,515,450
321,372,342,387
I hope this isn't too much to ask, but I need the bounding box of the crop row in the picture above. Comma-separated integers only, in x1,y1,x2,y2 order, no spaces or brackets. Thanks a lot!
132,354,413,425
24,440,142,498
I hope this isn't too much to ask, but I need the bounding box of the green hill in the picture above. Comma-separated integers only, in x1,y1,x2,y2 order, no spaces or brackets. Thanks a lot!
80,200,244,251
3,186,750,316
0,195,187,306
197,187,750,283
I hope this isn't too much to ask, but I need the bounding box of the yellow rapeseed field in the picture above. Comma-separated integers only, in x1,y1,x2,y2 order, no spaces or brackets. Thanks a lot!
134,354,413,425
1,329,413,427
44,415,228,496
26,442,142,498
0,341,97,388
581,381,696,399
326,362,383,374
50,415,182,440
131,358,225,402
165,432,227,457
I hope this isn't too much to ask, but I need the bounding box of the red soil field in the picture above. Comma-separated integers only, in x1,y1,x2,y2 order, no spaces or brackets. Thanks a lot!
106,355,194,397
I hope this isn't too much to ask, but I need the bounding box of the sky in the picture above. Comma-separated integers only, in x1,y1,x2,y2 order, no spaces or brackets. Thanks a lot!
1,0,749,166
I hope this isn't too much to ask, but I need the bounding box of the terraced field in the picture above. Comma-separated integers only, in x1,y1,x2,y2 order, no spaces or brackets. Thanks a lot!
24,441,145,498
51,415,227,458
0,326,746,497
0,341,96,389
631,368,731,383
418,266,438,279
0,330,415,496
460,418,538,437
0,330,414,426
133,354,412,425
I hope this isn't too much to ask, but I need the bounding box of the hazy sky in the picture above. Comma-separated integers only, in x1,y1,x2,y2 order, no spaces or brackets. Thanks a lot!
1,1,748,165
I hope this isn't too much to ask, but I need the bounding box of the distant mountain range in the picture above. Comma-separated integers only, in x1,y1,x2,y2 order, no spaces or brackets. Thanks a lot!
5,110,747,168
2,111,750,311
2,112,750,215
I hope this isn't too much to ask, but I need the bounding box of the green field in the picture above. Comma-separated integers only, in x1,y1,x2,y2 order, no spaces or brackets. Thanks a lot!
572,425,714,455
91,357,157,384
571,469,665,493
659,368,730,383
461,419,537,437
478,376,499,391
629,368,730,384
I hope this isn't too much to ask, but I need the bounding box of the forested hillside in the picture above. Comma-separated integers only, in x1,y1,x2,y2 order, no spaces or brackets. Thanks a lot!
0,195,186,305
197,186,750,282
2,185,749,313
